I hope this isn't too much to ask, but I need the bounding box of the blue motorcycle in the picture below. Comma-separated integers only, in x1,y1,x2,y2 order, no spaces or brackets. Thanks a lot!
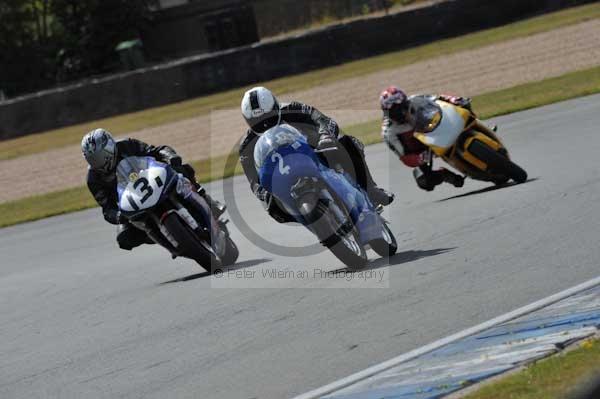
254,124,397,269
115,156,239,271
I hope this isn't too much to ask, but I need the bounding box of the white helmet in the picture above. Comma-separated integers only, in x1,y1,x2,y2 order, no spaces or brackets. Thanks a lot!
81,128,117,172
241,87,281,134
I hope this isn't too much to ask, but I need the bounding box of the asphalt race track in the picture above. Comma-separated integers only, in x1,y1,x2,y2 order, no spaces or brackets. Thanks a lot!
1,95,600,399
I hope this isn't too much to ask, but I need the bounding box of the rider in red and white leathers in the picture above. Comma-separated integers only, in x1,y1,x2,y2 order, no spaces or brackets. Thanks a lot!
379,86,467,191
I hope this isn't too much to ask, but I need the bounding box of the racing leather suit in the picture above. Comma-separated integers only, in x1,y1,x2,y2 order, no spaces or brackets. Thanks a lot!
87,138,199,250
239,101,388,223
382,94,468,191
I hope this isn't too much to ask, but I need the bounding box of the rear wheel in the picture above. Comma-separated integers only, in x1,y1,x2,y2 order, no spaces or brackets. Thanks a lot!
370,222,398,258
162,213,221,272
301,200,368,270
469,140,527,184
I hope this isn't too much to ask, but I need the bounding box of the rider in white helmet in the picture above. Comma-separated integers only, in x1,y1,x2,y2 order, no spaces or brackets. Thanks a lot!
81,128,225,250
239,86,394,223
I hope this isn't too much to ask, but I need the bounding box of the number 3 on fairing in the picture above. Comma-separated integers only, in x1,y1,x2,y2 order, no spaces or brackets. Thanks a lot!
133,177,153,203
271,152,290,175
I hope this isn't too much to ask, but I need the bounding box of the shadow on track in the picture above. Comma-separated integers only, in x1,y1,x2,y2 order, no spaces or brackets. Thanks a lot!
159,258,272,284
437,177,539,202
332,247,455,274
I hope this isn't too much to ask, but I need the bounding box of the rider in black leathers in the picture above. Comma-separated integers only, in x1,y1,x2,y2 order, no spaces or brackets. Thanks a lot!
239,87,394,223
82,129,224,250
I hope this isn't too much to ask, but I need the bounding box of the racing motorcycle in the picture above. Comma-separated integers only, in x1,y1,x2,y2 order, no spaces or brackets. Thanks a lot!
408,96,527,185
254,124,397,269
116,156,239,271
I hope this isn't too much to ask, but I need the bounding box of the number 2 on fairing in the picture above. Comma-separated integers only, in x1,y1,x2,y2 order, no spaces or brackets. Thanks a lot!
271,152,290,175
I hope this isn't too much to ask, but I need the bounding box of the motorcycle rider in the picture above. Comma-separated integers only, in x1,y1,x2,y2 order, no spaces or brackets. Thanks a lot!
81,128,226,250
379,86,472,191
239,86,395,223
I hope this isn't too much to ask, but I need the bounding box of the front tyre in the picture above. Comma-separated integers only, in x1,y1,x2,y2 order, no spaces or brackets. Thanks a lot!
220,236,239,267
469,141,528,184
302,200,368,270
162,213,221,272
370,222,398,258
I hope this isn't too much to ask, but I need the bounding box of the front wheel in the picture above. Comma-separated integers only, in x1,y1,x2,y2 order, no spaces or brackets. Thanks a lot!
370,222,398,258
301,200,368,270
162,213,221,272
220,236,239,267
469,140,528,184
330,227,368,270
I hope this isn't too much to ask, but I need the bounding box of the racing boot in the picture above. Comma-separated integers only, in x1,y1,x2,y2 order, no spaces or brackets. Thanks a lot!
367,185,395,206
338,135,395,206
364,158,395,205
441,168,465,188
197,186,227,218
415,167,459,191
414,167,439,191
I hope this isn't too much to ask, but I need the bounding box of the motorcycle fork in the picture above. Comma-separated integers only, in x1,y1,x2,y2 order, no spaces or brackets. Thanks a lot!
142,210,180,257
421,149,434,172
174,192,218,244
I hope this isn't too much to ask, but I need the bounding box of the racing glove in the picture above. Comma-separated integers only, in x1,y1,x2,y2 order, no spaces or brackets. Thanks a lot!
439,94,472,110
104,208,122,225
168,155,183,168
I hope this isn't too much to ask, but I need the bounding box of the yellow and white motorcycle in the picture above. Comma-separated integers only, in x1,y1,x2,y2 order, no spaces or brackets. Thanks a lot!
408,96,527,185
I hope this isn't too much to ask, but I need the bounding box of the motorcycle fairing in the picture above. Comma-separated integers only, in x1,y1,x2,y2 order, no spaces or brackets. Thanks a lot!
255,125,385,245
461,133,504,171
116,156,172,212
414,101,470,156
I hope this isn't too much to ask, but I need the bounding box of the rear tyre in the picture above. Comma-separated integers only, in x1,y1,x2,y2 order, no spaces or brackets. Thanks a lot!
370,222,398,258
162,213,221,272
469,141,528,184
301,200,368,270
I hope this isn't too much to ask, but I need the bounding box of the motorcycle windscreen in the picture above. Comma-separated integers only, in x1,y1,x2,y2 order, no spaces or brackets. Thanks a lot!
415,102,466,150
254,124,314,191
116,156,168,212
254,124,307,170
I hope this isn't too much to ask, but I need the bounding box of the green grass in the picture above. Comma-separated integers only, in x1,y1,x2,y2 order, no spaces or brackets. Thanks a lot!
0,156,244,228
0,186,98,226
462,338,600,399
2,65,600,228
1,2,600,161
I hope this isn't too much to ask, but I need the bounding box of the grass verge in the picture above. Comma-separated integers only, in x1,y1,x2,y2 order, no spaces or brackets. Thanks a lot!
461,337,600,399
1,2,600,160
2,65,600,228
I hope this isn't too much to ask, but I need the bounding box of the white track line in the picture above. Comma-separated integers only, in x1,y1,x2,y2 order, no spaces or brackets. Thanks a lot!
292,275,600,399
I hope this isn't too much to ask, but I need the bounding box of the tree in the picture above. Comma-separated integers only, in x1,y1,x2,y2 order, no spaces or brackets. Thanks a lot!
0,0,58,96
52,0,156,80
0,0,156,96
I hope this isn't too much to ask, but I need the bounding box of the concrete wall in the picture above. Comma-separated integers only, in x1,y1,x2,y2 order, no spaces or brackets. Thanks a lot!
0,0,595,140
252,0,391,38
143,0,259,58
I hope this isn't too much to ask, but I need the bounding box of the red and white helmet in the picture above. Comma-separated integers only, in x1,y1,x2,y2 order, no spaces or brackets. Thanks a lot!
379,86,407,110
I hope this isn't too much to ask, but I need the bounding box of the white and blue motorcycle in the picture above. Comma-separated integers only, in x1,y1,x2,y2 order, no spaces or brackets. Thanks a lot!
116,156,239,271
